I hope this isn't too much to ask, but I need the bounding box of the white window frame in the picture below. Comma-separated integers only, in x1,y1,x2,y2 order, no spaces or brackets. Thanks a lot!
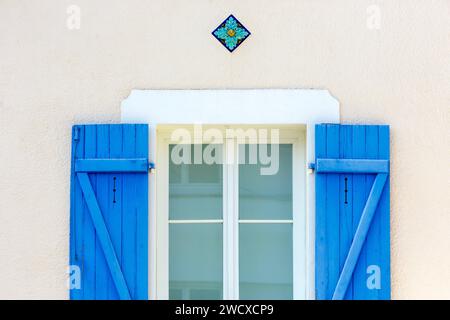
121,89,340,300
156,125,305,300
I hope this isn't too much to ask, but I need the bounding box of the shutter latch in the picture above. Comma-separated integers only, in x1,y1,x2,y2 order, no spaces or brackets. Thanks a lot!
148,162,156,173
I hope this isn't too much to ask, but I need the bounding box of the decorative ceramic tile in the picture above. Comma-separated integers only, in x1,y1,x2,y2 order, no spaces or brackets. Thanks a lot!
212,15,250,52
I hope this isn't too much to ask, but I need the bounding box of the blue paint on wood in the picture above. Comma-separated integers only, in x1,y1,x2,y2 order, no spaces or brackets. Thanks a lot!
77,172,131,300
83,126,97,300
363,126,379,300
95,125,110,299
135,125,149,300
108,125,123,299
69,124,149,300
325,124,340,298
315,124,390,300
315,159,389,173
338,125,353,300
75,158,149,173
70,125,84,300
315,125,327,300
332,173,388,300
351,125,367,299
378,126,391,300
122,125,138,299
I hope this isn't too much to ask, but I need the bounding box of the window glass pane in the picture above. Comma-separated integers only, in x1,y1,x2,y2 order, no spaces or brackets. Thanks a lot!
239,223,293,299
169,223,223,300
169,144,223,220
239,144,292,220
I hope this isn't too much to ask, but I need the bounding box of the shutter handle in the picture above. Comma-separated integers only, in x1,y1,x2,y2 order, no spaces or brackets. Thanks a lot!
148,162,156,173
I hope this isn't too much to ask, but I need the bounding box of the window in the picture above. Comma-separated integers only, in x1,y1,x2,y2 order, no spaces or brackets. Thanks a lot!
239,144,293,299
122,89,341,300
169,144,224,299
156,125,306,300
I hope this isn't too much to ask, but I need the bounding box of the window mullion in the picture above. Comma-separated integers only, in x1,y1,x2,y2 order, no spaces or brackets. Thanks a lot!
232,138,239,299
223,137,239,300
222,139,229,299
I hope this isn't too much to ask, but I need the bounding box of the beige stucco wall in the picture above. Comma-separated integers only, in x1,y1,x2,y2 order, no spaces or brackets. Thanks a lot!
0,0,449,299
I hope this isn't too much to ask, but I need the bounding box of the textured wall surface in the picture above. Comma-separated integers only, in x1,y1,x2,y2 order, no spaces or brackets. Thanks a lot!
0,0,449,299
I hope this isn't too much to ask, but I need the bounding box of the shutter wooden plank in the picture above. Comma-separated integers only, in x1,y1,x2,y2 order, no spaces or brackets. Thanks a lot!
351,125,367,298
325,124,340,298
363,126,380,299
122,125,138,298
378,126,391,299
315,125,328,299
108,125,123,299
70,125,85,300
95,125,110,299
83,126,97,299
332,173,388,299
339,125,353,300
135,124,149,300
77,172,131,300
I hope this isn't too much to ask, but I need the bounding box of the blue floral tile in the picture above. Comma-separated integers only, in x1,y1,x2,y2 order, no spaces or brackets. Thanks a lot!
212,15,250,52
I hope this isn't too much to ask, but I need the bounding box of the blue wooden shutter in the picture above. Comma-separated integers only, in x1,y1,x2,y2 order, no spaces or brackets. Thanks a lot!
70,124,148,300
315,124,390,300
